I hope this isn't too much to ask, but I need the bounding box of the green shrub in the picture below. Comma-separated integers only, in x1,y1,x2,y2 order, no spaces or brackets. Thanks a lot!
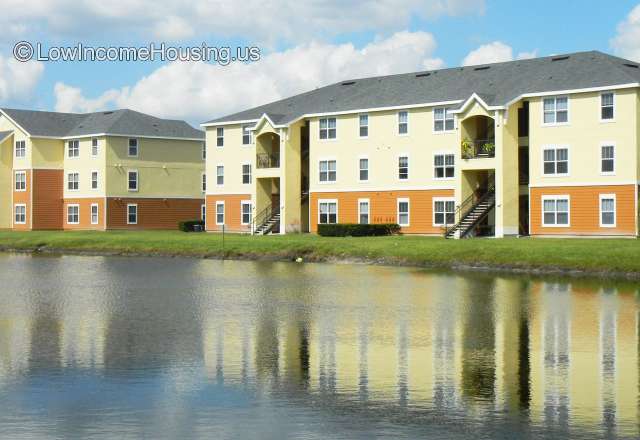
178,220,205,232
317,223,401,237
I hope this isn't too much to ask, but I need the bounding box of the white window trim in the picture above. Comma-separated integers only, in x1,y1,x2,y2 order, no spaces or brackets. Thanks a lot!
599,194,616,228
599,92,615,123
14,140,26,159
90,203,99,225
67,140,80,159
126,203,138,225
241,200,252,225
67,204,80,225
541,95,570,127
201,172,207,193
432,197,456,227
432,107,456,134
128,138,139,157
91,170,99,190
215,201,225,225
242,162,252,184
317,199,338,224
91,138,99,157
14,170,27,192
398,154,409,181
358,198,370,225
541,195,571,228
433,151,456,181
318,117,338,142
216,164,225,186
358,156,369,182
358,114,369,139
397,198,410,227
67,172,80,192
14,204,26,225
397,111,409,136
541,145,570,177
127,169,139,192
600,142,616,176
318,158,337,184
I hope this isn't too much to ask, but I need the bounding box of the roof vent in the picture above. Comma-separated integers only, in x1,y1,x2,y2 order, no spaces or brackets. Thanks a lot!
624,63,639,69
415,72,431,78
473,66,490,71
341,81,356,86
551,56,570,62
103,111,114,115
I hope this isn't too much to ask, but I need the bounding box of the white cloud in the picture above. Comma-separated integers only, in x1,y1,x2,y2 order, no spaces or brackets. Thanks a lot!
462,41,537,66
54,31,445,123
611,4,640,62
0,55,44,102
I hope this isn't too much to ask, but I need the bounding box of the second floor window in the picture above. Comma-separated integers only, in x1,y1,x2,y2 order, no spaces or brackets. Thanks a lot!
201,174,206,192
242,125,253,145
434,108,454,132
242,164,252,184
359,115,368,137
543,96,568,124
68,140,79,158
319,118,337,140
202,143,206,160
319,160,336,182
217,127,224,147
398,111,408,135
128,138,138,157
601,145,615,174
67,173,79,191
91,171,98,189
92,138,99,156
216,165,224,185
398,156,409,180
434,154,455,179
359,158,368,181
14,171,26,191
543,147,569,175
15,140,26,158
601,93,614,121
128,170,138,191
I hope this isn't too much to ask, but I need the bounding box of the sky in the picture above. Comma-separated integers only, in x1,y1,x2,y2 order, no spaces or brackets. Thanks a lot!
1,0,640,126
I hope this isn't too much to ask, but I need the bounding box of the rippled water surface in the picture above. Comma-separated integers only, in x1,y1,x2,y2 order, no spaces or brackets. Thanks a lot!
0,254,638,439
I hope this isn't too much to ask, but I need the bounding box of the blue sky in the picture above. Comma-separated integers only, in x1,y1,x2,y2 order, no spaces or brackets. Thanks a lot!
1,0,639,125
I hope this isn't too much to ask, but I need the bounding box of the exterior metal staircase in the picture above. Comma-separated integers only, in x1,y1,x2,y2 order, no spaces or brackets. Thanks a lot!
252,204,280,235
444,185,495,239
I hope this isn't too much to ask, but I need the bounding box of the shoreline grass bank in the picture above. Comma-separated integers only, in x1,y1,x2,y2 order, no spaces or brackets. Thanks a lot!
0,230,639,279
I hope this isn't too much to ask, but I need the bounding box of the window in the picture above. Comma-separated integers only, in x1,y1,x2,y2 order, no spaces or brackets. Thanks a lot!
358,199,369,224
68,140,79,158
319,160,337,182
67,172,79,191
601,145,615,174
15,140,25,158
216,127,224,147
434,154,455,179
600,195,616,227
434,199,455,226
242,164,252,184
398,156,409,180
359,114,368,138
128,138,138,157
318,200,337,224
216,201,225,225
127,170,138,191
319,118,337,140
202,142,206,160
434,107,455,132
201,204,206,223
542,147,569,175
398,111,408,135
397,199,410,226
201,173,206,192
127,204,138,225
14,171,26,191
542,196,570,226
91,204,99,225
242,125,253,145
14,204,26,224
359,158,369,181
601,93,614,121
91,138,99,157
543,96,568,124
91,171,98,189
216,165,224,185
67,204,79,224
241,201,252,225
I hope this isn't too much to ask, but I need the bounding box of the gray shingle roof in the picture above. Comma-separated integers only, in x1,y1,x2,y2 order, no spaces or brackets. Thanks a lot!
205,50,640,126
1,108,204,140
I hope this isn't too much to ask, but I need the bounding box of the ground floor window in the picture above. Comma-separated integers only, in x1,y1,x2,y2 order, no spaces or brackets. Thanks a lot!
397,198,410,226
241,201,252,225
67,204,79,224
319,200,337,224
358,199,369,224
14,204,26,224
127,204,138,225
201,204,206,223
599,194,616,227
433,198,455,226
216,202,225,225
542,196,569,226
91,204,99,225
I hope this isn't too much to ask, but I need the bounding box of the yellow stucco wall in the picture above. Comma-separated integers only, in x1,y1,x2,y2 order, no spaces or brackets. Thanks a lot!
62,136,106,199
205,124,255,197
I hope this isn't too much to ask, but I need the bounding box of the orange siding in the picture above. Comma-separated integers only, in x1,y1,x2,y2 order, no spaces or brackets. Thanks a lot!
205,194,252,232
32,169,63,230
12,169,31,230
530,185,637,236
106,198,203,230
63,198,105,230
310,189,455,234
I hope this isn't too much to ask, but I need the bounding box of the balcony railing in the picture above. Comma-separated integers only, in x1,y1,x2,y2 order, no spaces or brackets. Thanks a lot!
461,139,495,159
256,153,280,169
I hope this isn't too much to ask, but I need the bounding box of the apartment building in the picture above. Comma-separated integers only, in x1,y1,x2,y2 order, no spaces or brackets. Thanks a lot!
0,108,205,230
202,51,640,238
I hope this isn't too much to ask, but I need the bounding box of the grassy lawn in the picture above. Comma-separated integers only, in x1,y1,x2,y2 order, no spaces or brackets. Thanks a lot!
0,230,639,274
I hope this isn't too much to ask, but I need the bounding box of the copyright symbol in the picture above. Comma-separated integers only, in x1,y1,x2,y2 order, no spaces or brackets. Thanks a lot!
13,41,34,62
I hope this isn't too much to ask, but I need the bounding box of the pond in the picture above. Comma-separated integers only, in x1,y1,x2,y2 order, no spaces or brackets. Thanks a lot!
0,254,638,439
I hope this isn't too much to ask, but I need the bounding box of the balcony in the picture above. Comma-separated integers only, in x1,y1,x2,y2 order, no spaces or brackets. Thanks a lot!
257,153,280,169
461,139,495,159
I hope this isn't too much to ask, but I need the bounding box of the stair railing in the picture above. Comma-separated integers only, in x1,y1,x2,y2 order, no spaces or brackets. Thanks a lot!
444,184,495,238
250,203,281,235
